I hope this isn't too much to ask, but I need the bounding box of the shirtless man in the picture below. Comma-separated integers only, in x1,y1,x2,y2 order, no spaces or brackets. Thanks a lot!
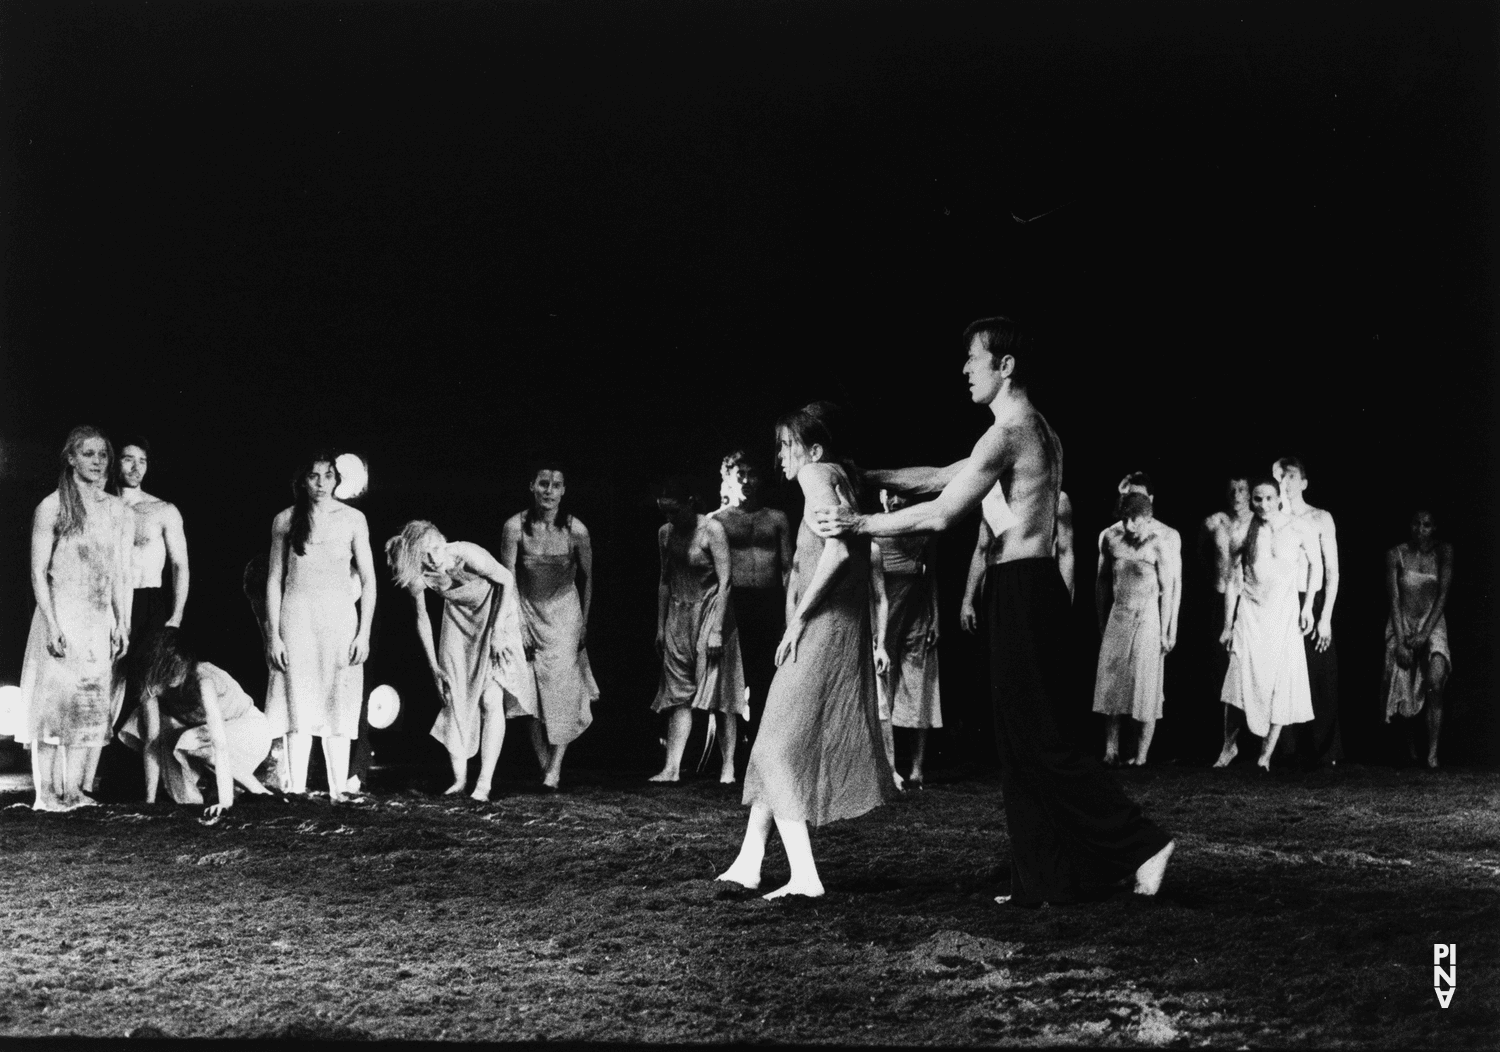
813,316,1174,903
1107,473,1183,619
1273,456,1342,768
1195,477,1252,761
114,438,189,727
709,452,792,746
960,491,1073,633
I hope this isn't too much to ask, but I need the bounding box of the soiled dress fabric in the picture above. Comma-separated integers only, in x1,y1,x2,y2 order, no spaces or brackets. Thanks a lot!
1382,546,1450,721
876,534,942,729
118,662,272,804
266,535,363,739
1221,523,1314,738
651,532,747,718
1091,555,1165,722
426,562,537,759
19,497,130,810
516,534,599,746
743,467,892,827
986,557,1171,905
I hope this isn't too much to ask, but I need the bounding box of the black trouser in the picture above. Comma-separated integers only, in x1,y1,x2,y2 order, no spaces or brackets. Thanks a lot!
732,586,784,745
986,558,1171,905
1277,590,1342,767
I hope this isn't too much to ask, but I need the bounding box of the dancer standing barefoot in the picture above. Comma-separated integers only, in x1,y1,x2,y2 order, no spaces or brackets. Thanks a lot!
1215,478,1316,770
651,477,747,783
18,426,132,810
720,403,894,899
1382,509,1453,767
812,318,1174,902
500,466,599,790
388,521,535,800
265,452,376,803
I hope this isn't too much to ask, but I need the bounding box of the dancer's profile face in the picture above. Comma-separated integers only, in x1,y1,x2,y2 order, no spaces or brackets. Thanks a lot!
963,336,1004,404
1251,483,1280,521
776,429,809,479
119,445,149,489
532,470,565,510
1410,511,1436,548
1227,479,1250,514
69,436,111,484
304,461,337,502
1279,464,1307,497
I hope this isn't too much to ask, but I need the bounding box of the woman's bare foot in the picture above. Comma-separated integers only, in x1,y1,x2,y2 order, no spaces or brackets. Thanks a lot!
1256,749,1273,771
648,768,679,783
542,771,561,790
1213,742,1238,768
442,779,467,796
763,876,824,900
716,855,763,890
470,784,492,802
892,771,906,792
1102,750,1119,766
1133,840,1175,895
1427,753,1440,769
719,769,737,786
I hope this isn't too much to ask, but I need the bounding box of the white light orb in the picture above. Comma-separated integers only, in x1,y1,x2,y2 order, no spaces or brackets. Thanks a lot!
367,684,400,729
334,453,369,500
0,684,23,738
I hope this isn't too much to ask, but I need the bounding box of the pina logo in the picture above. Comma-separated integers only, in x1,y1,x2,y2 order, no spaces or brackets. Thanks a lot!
1433,944,1457,1008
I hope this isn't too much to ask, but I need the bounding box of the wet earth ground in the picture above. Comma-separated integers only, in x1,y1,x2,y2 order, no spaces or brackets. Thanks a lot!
1,762,1496,1046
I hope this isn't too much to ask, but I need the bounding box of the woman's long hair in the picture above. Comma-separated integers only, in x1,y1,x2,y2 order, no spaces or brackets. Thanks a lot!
288,450,342,557
775,401,867,508
385,520,445,591
136,626,197,703
524,462,573,536
1242,475,1281,569
54,425,114,539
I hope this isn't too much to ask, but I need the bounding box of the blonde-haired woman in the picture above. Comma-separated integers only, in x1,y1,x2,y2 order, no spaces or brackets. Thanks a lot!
386,521,536,801
19,426,133,810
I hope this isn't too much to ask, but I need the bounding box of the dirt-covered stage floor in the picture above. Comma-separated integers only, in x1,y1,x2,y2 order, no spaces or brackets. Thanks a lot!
1,763,1495,1047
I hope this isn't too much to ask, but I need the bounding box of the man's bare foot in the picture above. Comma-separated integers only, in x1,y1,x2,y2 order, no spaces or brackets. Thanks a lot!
1427,754,1440,769
1133,840,1175,896
892,771,906,792
719,770,736,785
542,772,561,790
1212,742,1238,768
763,876,824,899
443,780,467,796
647,769,679,783
1256,751,1272,771
716,857,762,890
993,894,1011,905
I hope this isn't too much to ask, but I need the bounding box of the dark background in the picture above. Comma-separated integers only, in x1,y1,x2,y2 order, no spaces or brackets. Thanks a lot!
2,1,1496,775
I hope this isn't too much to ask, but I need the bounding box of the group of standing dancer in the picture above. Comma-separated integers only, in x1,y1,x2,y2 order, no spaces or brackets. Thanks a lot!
13,314,1455,907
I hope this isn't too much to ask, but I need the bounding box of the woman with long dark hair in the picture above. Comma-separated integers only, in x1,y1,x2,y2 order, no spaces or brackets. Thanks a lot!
500,465,599,790
264,451,377,802
387,520,535,800
1214,477,1316,770
19,426,133,810
118,627,274,819
719,402,893,898
1382,508,1454,767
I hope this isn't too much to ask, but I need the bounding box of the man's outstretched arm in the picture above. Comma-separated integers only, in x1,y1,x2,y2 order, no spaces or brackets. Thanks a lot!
814,431,1005,538
866,459,968,498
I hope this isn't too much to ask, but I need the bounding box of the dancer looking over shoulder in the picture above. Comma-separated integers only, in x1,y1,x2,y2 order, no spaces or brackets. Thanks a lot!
811,317,1174,903
500,465,600,790
651,477,747,783
388,521,535,800
720,402,894,899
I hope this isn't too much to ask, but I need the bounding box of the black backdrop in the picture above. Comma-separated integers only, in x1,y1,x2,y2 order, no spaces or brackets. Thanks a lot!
2,1,1496,772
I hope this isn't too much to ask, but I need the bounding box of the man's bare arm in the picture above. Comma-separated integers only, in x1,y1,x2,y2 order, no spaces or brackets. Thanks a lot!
163,505,189,627
1055,492,1075,601
866,459,968,498
819,431,1005,538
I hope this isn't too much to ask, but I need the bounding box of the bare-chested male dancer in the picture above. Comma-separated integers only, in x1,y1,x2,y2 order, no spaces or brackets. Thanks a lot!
1273,457,1342,768
709,452,792,747
113,438,189,728
813,316,1174,904
961,491,1073,633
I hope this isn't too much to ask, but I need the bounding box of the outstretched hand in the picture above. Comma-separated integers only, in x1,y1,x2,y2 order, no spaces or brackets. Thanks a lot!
810,505,862,539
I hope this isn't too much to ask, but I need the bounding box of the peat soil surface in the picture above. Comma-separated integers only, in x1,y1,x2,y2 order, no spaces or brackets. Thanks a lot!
1,763,1496,1046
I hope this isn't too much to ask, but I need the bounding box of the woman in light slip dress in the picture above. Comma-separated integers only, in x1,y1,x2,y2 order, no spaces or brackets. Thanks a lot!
265,452,377,802
1215,477,1316,770
873,488,941,787
719,402,894,899
500,466,599,791
1382,509,1453,767
387,521,535,800
19,426,133,811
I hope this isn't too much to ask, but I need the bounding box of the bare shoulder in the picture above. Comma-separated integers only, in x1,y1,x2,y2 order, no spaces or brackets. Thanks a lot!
795,461,841,500
501,512,526,536
702,516,728,543
657,522,671,545
1308,505,1336,532
35,490,61,516
271,506,294,532
1385,544,1402,564
340,503,370,534
569,516,591,540
1158,522,1182,550
1098,522,1123,550
448,539,489,562
1439,541,1455,562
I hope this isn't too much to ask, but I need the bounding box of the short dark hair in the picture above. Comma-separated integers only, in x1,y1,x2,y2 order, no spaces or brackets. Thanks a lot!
120,436,151,457
1119,492,1153,520
720,450,757,478
961,316,1034,387
659,475,703,509
1121,471,1153,496
1275,456,1308,479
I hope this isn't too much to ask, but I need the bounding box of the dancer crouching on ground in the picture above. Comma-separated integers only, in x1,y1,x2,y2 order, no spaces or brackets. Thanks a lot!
500,465,599,791
650,477,747,783
811,317,1174,903
1215,477,1316,769
719,402,894,899
119,627,273,820
265,452,376,802
387,521,535,801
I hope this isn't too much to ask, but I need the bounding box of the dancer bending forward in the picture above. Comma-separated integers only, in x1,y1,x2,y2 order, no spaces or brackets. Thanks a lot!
1216,477,1315,769
720,403,894,899
387,521,536,801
